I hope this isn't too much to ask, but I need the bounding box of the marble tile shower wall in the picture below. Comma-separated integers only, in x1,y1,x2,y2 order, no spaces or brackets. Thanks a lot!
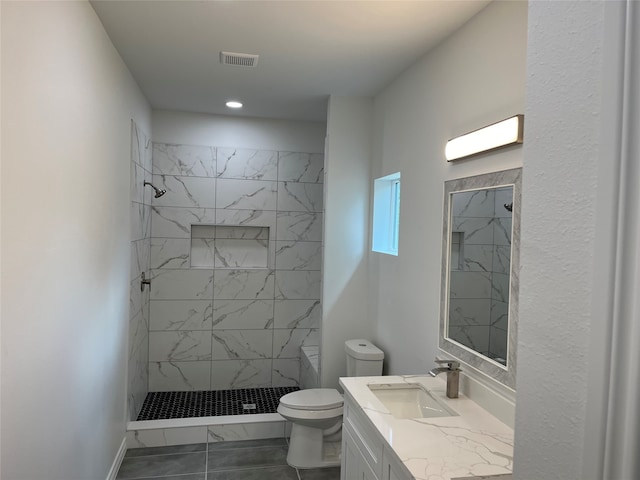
148,144,323,392
129,121,153,419
449,187,512,361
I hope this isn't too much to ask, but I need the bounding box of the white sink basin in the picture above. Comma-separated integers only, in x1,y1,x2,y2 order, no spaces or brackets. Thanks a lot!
368,383,458,419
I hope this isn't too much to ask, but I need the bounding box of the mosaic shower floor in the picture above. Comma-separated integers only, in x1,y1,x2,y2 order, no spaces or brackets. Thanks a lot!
136,386,299,421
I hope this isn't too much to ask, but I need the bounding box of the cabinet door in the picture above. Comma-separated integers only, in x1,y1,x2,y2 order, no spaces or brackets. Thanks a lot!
382,448,412,480
342,426,381,480
342,426,361,480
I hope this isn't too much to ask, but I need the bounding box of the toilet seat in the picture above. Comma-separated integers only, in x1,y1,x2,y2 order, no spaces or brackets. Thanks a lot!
279,388,343,411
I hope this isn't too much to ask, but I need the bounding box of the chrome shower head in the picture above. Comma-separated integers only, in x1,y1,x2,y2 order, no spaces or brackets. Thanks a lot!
144,181,166,198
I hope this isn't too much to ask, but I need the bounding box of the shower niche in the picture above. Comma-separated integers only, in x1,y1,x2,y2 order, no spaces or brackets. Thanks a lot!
191,224,270,269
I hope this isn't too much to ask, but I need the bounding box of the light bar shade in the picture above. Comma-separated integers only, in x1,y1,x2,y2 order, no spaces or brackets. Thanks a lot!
445,115,524,161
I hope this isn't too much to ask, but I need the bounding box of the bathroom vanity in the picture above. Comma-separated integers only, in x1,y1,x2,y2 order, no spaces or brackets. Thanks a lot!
339,375,513,480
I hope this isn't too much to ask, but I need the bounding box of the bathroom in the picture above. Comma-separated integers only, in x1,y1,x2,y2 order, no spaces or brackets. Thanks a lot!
3,1,639,480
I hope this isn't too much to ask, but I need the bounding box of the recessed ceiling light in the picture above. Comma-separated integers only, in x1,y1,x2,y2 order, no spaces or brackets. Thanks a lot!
226,101,243,109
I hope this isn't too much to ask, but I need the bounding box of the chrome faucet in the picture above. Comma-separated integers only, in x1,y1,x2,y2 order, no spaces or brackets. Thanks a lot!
429,359,461,399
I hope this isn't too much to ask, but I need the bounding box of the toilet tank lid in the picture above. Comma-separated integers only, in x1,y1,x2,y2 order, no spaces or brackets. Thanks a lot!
345,339,384,360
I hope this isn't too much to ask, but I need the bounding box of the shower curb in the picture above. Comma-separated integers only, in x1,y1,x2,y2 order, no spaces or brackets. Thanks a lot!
126,413,288,448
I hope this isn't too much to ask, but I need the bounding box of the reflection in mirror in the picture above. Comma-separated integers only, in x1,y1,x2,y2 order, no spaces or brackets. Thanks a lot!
448,186,513,366
439,168,521,390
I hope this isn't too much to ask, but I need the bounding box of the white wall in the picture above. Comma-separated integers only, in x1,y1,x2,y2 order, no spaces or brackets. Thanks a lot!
369,1,526,382
322,96,374,388
153,110,325,153
1,2,151,479
514,1,632,478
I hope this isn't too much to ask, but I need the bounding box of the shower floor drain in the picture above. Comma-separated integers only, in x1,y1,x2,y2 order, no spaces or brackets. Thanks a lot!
136,386,299,421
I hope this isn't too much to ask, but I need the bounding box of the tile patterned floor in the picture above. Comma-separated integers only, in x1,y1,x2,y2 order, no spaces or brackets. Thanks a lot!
137,387,300,421
116,438,340,480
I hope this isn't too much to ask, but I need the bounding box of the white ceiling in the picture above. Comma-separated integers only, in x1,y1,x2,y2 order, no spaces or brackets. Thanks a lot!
91,1,490,123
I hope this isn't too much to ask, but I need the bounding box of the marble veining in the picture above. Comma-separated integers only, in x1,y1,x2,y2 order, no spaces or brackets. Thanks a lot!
273,328,319,358
216,179,277,211
216,148,278,180
151,206,216,238
277,152,324,183
277,182,323,212
212,299,274,330
149,331,212,362
151,238,190,269
214,238,269,268
215,209,276,230
153,143,216,177
274,300,321,329
145,141,323,392
190,238,216,268
149,361,212,391
151,174,216,208
300,345,319,389
275,270,321,299
276,212,322,241
211,359,273,390
129,121,152,420
211,330,272,360
275,241,322,271
451,190,495,218
131,202,151,242
272,359,300,387
150,269,214,300
150,300,213,331
340,376,513,480
214,269,275,300
449,299,491,327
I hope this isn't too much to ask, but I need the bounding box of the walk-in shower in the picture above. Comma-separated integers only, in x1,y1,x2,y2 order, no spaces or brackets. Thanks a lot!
127,122,325,453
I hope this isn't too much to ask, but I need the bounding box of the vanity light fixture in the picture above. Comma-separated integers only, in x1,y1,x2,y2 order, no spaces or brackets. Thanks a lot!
225,100,243,109
445,114,524,161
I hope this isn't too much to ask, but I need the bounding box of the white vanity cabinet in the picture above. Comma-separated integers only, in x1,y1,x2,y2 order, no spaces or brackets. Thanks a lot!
341,393,413,480
339,375,514,480
342,426,380,480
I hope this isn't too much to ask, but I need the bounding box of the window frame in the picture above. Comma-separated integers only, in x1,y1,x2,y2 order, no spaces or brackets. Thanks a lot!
372,172,401,256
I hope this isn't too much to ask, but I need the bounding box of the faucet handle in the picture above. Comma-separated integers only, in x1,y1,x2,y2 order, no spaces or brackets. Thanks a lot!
434,359,460,370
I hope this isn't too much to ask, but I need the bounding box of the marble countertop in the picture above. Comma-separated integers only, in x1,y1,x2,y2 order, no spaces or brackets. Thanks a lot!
339,375,514,480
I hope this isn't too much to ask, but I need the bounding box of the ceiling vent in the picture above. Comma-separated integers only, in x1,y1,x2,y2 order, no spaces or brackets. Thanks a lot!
220,51,259,67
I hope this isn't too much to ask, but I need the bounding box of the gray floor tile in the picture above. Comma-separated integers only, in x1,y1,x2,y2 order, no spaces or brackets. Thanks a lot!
207,445,288,471
116,452,206,479
207,438,287,451
299,467,341,480
137,475,205,480
207,465,299,480
125,443,207,458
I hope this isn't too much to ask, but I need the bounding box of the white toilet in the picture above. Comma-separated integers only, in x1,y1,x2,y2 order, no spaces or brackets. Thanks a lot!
278,339,384,469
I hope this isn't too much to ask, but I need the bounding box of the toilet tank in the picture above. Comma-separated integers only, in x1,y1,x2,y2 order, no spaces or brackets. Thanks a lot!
345,339,384,377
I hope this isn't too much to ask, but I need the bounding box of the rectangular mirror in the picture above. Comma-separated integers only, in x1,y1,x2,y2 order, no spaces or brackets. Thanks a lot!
439,168,521,389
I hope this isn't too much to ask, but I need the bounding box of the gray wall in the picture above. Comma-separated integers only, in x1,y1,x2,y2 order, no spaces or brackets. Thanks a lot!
515,1,637,478
1,2,151,478
369,1,526,387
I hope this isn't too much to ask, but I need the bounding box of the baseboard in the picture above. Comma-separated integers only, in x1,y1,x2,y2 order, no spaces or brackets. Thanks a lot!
106,437,127,480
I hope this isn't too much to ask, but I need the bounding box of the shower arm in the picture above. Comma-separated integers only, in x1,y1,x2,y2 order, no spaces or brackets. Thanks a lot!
143,181,166,198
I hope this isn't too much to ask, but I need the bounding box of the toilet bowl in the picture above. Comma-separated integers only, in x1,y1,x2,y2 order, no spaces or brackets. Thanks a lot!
278,339,384,469
277,388,344,468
